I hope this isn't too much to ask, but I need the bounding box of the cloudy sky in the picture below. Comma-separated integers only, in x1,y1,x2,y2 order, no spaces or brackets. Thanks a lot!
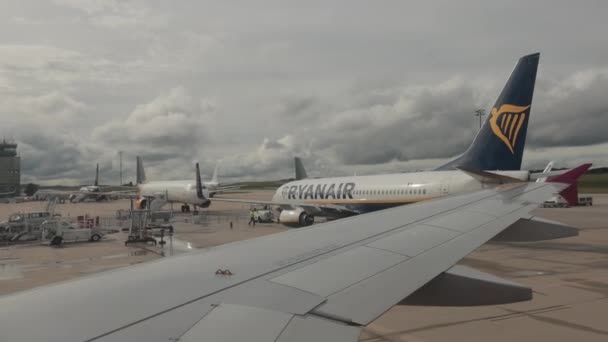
1,1,607,185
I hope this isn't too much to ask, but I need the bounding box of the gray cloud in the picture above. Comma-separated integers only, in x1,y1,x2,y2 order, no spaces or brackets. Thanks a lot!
530,69,608,148
0,1,607,184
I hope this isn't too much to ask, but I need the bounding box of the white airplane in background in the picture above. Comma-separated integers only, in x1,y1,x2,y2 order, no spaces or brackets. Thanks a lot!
134,157,239,212
35,164,134,202
212,53,567,226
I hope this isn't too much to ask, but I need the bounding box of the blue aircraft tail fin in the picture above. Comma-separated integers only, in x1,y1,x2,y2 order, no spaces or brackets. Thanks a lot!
436,53,540,171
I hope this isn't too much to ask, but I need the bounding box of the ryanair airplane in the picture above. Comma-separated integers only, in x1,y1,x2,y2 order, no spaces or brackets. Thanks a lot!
209,53,543,226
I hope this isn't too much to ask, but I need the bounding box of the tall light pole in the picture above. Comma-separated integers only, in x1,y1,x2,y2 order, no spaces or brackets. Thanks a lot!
474,109,486,129
118,151,123,185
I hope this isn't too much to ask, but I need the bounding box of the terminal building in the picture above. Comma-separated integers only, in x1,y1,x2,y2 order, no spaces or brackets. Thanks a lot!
0,140,20,197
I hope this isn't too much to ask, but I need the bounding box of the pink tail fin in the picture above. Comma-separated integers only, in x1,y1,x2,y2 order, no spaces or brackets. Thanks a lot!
547,163,592,205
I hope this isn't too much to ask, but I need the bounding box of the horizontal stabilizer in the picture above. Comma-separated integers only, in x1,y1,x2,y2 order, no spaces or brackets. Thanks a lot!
457,167,525,184
531,170,568,181
491,216,579,242
401,265,531,306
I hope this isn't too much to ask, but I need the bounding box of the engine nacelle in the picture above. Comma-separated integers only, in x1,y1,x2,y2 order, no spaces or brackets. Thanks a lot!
135,197,148,209
279,208,314,227
135,193,166,211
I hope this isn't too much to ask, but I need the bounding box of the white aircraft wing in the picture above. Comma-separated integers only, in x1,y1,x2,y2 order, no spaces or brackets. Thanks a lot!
0,182,563,342
35,189,138,198
214,185,241,192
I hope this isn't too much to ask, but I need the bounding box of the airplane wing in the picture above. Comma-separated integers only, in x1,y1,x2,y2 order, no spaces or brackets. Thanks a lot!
209,185,241,194
0,181,565,341
35,189,138,198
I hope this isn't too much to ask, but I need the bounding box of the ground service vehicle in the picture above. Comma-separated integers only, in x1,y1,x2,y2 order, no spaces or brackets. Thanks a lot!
41,220,104,246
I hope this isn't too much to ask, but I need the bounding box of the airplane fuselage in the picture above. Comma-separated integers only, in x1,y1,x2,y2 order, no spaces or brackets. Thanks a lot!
272,170,529,215
138,180,212,207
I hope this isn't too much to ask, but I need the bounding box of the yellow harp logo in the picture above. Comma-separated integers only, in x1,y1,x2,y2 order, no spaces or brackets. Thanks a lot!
489,104,530,154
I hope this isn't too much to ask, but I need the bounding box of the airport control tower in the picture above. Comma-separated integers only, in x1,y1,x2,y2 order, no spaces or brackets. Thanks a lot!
0,140,20,197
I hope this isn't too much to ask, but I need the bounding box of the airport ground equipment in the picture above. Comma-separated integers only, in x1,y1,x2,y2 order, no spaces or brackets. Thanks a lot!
125,197,155,245
124,196,174,255
541,195,593,208
40,220,104,246
0,211,53,242
250,204,275,223
577,196,593,206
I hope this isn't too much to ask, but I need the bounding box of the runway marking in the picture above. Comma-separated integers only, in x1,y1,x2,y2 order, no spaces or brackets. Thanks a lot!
490,305,569,321
358,305,570,341
499,306,608,337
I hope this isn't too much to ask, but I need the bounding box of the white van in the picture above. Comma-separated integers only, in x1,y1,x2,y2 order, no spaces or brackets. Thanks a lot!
41,220,104,246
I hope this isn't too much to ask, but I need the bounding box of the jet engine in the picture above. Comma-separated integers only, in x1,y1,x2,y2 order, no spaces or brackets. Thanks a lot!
135,194,167,211
135,197,148,209
279,208,314,227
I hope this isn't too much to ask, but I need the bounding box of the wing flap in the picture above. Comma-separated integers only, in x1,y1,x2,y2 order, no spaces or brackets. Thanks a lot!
366,224,459,257
180,304,293,342
425,210,497,232
221,279,326,315
94,297,217,342
277,315,361,342
271,246,408,297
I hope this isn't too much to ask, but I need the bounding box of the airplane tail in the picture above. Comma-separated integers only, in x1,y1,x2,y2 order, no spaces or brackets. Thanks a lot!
547,163,592,205
136,156,147,185
195,163,204,199
436,53,540,171
211,163,219,184
94,163,99,186
295,157,308,180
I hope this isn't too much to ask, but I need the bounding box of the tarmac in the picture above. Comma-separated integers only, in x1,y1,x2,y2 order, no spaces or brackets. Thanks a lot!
0,190,607,341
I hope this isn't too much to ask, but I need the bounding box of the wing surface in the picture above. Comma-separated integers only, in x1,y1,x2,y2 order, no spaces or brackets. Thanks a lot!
0,182,563,342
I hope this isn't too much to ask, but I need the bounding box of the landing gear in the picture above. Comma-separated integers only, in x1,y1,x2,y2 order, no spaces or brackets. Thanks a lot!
180,204,191,213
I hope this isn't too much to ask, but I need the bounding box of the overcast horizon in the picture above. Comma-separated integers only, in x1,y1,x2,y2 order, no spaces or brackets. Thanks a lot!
1,1,608,186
